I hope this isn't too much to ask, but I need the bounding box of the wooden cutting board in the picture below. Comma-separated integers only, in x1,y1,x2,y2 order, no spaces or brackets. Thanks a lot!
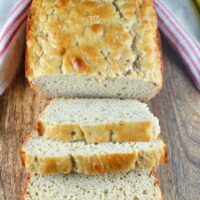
0,38,200,200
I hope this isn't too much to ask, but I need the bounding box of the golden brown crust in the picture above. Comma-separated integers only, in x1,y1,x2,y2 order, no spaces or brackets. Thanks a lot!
23,153,73,175
150,169,160,188
22,174,30,200
37,121,44,136
26,0,162,87
25,0,34,78
73,153,137,174
20,132,34,168
25,0,53,100
139,30,164,101
150,169,164,200
21,151,26,167
22,140,167,175
162,143,169,165
38,120,157,143
156,30,164,92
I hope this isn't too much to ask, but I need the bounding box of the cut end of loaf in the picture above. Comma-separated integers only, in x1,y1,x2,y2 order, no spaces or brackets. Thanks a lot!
24,169,163,200
30,75,161,100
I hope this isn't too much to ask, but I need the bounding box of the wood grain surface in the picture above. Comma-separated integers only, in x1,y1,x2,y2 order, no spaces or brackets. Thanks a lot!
0,37,200,200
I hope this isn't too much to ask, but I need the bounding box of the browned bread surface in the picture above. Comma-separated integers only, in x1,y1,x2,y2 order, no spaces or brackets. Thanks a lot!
26,0,163,99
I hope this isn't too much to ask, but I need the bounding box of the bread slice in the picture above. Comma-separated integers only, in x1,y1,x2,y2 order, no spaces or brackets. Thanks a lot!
21,133,167,175
26,0,163,100
38,98,160,143
24,170,163,200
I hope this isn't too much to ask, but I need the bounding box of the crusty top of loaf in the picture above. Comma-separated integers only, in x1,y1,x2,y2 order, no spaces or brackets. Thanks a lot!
26,0,162,84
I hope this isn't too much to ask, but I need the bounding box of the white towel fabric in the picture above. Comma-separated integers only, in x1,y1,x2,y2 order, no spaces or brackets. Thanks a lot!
0,0,31,94
159,0,200,42
155,0,200,90
0,0,199,95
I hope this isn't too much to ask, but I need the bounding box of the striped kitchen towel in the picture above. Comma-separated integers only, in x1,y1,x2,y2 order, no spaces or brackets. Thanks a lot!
155,0,200,90
0,0,31,95
0,0,199,95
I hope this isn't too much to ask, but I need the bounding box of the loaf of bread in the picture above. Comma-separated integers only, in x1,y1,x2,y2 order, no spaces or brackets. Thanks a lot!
21,133,167,175
26,0,163,100
38,98,160,143
24,170,163,200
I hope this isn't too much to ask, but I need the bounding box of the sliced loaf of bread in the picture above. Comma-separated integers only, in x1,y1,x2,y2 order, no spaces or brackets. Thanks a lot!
38,99,160,143
21,133,167,175
24,170,163,200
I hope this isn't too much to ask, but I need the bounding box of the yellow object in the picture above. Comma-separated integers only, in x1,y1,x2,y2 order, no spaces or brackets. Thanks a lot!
194,0,200,10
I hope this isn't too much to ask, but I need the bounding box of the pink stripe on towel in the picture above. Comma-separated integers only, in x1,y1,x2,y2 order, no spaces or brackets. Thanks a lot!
8,0,28,18
0,0,31,94
0,2,31,43
0,16,27,56
154,0,200,90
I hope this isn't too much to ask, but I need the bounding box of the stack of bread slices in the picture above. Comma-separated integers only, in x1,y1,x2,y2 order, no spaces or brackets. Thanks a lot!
22,0,168,199
22,99,168,199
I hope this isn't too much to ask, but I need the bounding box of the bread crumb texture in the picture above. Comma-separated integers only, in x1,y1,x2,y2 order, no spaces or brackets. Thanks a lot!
22,133,167,175
25,170,162,200
27,0,161,84
38,98,160,142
